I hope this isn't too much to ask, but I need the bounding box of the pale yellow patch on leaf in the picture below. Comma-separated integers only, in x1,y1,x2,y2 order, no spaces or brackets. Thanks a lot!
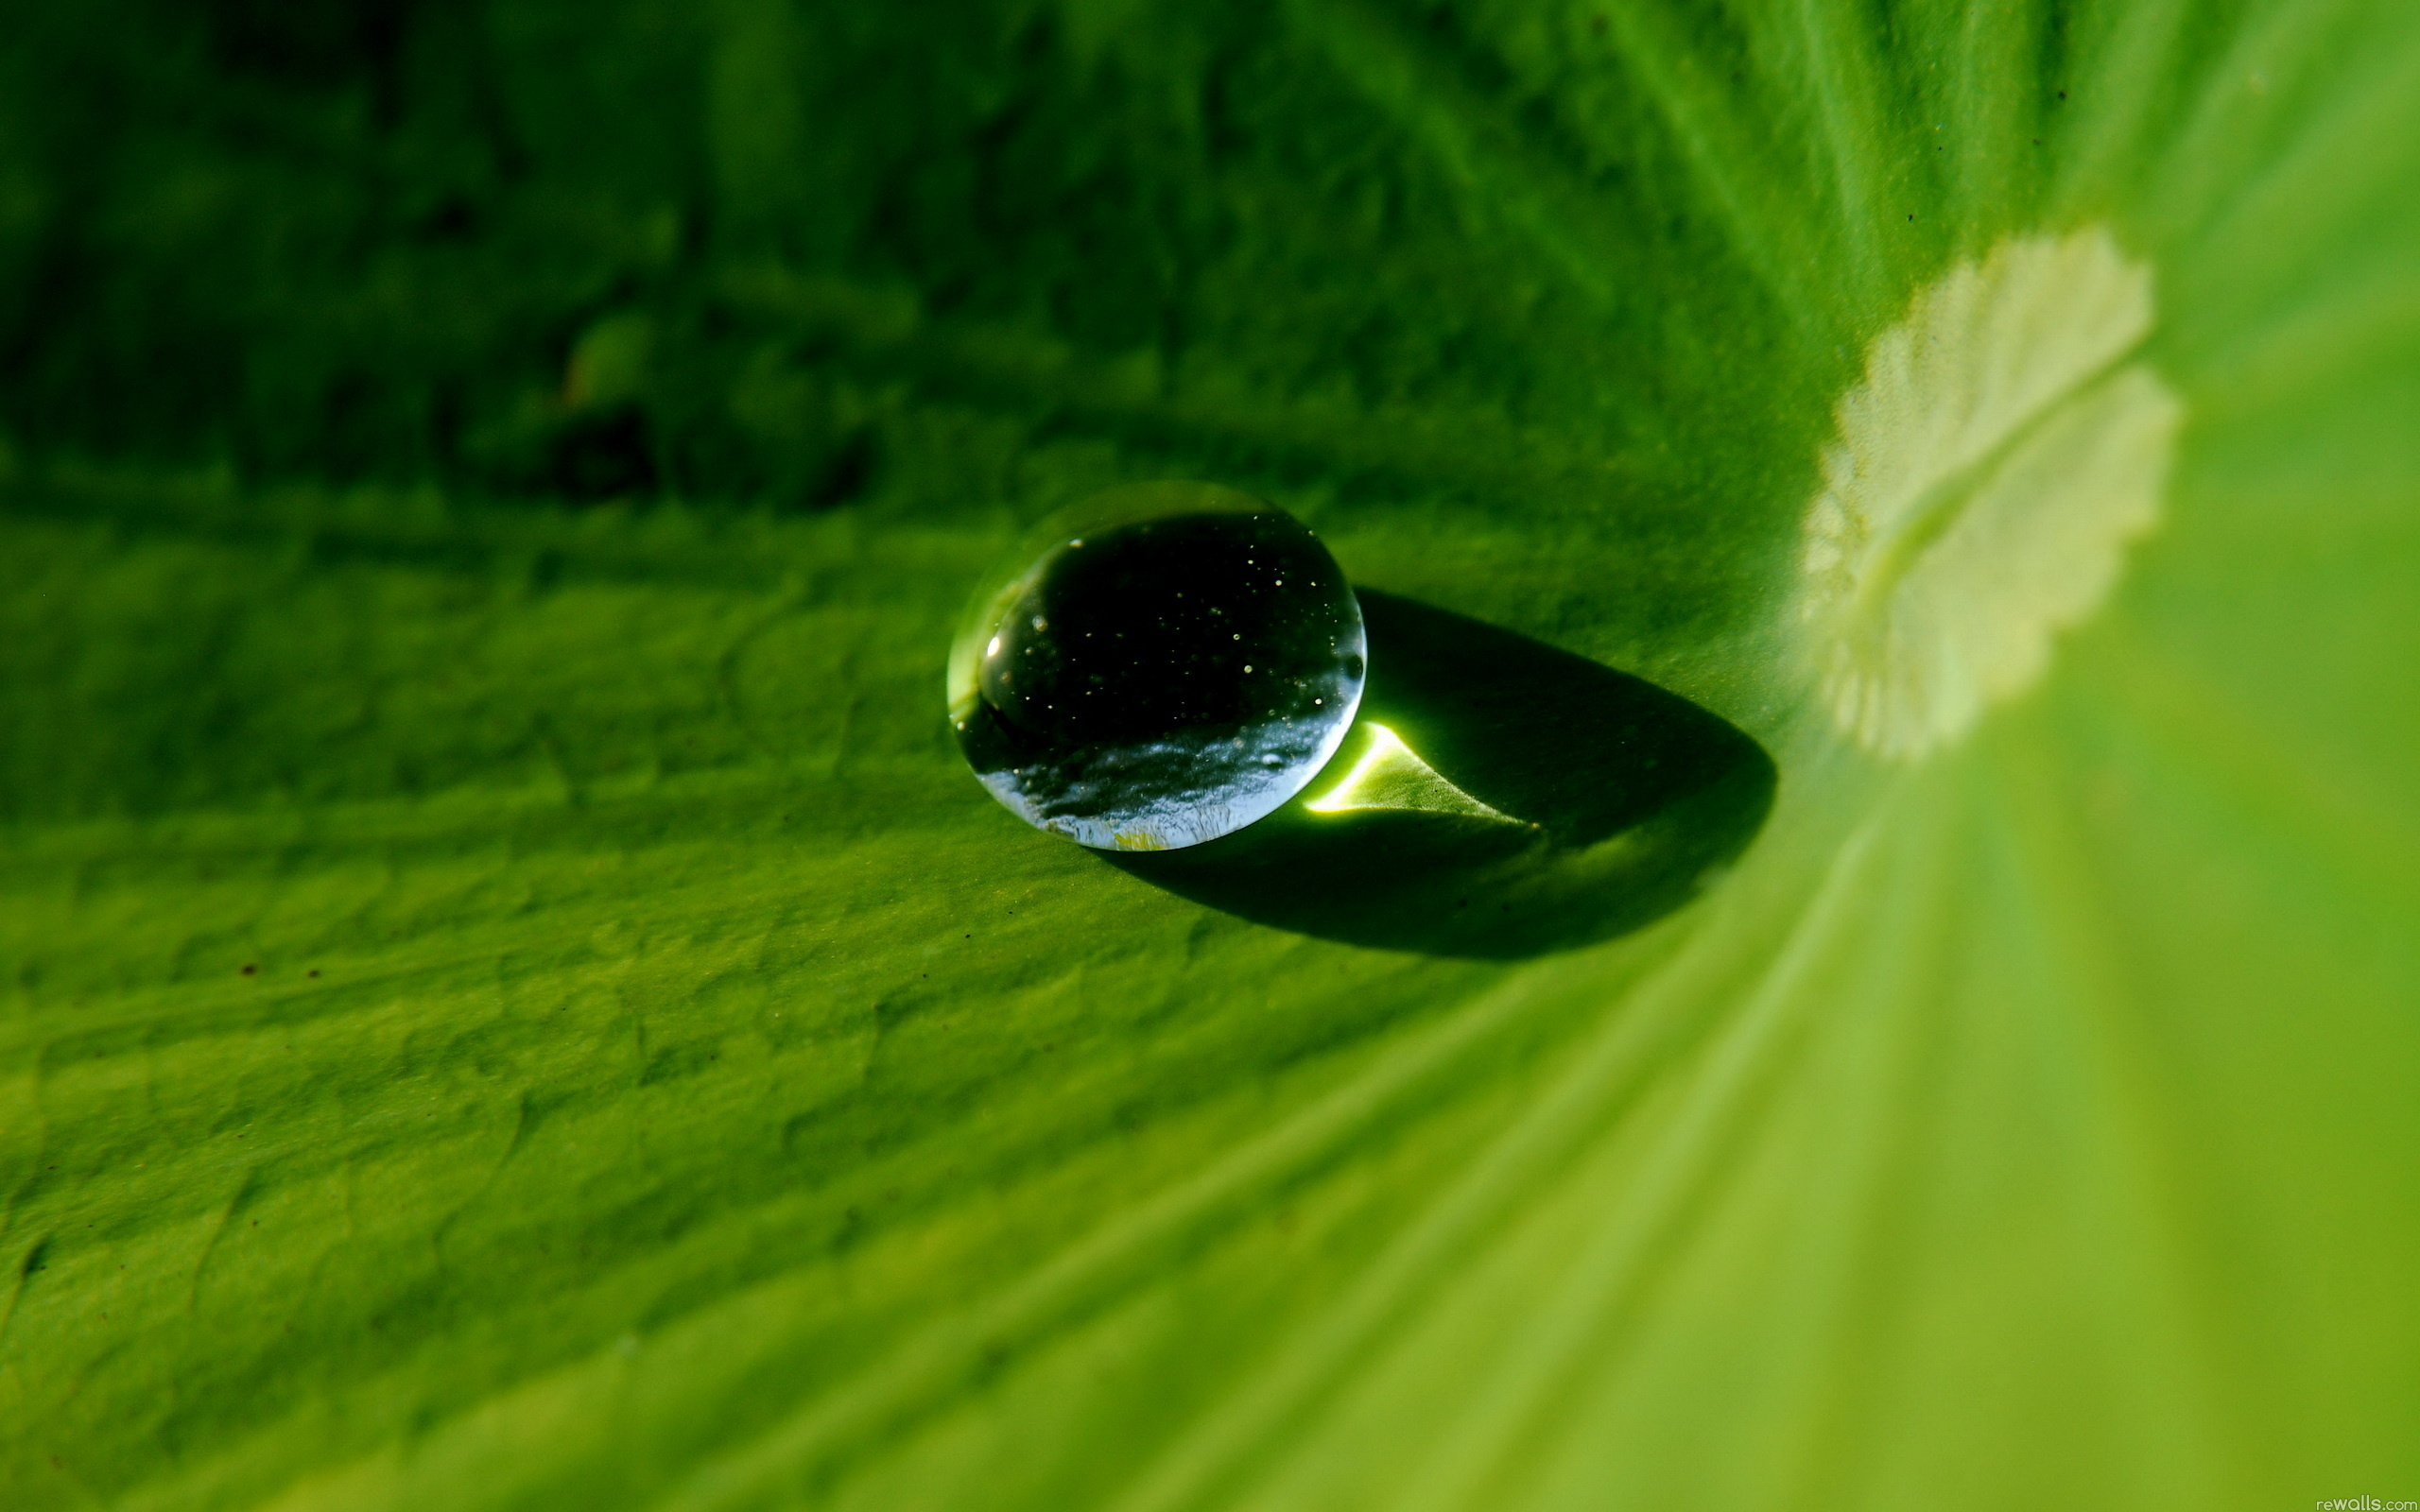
1800,227,2184,759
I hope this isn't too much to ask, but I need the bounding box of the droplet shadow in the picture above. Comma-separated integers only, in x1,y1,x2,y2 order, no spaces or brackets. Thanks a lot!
1104,590,1776,958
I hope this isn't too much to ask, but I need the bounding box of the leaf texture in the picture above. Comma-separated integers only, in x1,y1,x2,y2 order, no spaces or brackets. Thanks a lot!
1,2,2415,1508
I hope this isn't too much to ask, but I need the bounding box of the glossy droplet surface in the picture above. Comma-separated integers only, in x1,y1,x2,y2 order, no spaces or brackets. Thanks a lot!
950,483,1366,850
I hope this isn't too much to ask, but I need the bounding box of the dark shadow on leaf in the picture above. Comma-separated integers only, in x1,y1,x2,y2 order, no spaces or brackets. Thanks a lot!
1105,590,1775,959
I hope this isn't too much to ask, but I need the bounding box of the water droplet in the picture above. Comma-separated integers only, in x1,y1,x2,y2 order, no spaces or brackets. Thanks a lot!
948,482,1367,850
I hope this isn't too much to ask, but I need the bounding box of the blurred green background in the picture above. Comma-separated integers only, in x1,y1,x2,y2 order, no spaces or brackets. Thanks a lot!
1,2,2415,1508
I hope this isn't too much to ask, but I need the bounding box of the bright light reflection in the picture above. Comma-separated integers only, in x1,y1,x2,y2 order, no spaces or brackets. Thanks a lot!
1304,723,1516,822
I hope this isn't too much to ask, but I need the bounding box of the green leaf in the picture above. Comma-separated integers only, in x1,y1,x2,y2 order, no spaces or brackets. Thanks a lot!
3,2,2416,1508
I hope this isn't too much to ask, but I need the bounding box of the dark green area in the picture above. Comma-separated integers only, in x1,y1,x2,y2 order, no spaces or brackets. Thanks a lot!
0,0,1805,552
0,0,1836,827
1114,589,1776,956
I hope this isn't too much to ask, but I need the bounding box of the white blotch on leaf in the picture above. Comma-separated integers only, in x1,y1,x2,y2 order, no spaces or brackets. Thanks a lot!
1800,227,2183,759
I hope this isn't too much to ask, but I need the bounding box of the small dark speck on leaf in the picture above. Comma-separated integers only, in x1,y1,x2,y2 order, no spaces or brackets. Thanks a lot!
424,197,476,238
240,964,257,975
307,969,320,978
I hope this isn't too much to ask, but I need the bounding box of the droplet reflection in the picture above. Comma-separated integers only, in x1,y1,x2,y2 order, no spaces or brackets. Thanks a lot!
949,483,1367,850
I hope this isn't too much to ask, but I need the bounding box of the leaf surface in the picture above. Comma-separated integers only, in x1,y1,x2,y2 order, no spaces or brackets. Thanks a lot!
2,2,2415,1507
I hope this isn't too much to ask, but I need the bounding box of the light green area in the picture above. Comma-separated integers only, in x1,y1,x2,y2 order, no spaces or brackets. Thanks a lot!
2,2,2417,1508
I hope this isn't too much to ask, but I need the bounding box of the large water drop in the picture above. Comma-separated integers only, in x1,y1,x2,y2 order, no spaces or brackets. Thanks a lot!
949,483,1366,850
